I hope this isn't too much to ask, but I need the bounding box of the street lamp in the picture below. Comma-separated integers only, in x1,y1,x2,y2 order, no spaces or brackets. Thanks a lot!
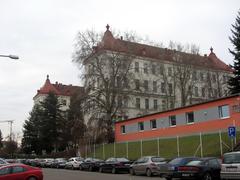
0,54,19,60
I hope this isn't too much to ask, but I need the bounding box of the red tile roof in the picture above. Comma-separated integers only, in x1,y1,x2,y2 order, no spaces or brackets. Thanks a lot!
34,75,83,98
88,25,232,72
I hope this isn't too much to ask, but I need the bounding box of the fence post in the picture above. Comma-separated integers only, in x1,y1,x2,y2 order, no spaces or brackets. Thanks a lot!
126,141,128,158
157,137,160,156
200,132,203,157
140,139,143,157
103,143,105,159
93,144,96,158
177,136,180,157
219,130,223,156
114,142,116,157
85,145,88,158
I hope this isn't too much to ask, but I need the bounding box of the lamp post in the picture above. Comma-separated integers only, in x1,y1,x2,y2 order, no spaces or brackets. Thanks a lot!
0,54,19,60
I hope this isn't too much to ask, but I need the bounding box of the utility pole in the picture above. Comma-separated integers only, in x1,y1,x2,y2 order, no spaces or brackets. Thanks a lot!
0,120,14,141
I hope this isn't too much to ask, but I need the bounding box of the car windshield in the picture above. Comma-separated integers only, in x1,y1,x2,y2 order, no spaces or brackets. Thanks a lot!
223,153,240,164
151,157,165,162
76,158,84,161
0,159,7,164
186,160,203,166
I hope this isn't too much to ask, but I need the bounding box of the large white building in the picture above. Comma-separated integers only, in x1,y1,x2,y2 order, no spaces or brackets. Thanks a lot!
84,25,232,121
33,75,83,111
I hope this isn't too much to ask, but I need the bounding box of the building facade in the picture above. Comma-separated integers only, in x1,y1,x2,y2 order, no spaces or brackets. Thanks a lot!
84,25,232,122
33,75,83,111
115,94,240,142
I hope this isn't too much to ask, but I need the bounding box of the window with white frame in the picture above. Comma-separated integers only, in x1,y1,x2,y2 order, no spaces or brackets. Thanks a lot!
136,98,141,109
153,81,157,93
152,64,156,75
169,115,176,126
135,62,139,72
194,87,199,97
144,80,148,91
121,125,126,134
150,119,157,129
138,122,144,131
145,99,149,109
186,112,194,124
144,63,148,74
135,79,140,90
153,99,158,110
218,105,230,118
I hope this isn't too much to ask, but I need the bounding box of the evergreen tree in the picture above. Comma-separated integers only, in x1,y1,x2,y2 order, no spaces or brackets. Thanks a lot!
21,105,42,154
66,92,86,148
228,11,240,94
0,130,3,148
40,92,64,153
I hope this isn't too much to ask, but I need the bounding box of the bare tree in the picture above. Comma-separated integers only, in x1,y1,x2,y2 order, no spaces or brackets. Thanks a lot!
73,29,137,143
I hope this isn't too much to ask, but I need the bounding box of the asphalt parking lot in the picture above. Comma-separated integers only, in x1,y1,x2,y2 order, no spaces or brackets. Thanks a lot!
43,168,166,180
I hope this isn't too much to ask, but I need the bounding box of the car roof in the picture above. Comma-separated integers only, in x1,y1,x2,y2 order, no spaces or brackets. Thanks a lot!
0,163,27,168
224,151,240,155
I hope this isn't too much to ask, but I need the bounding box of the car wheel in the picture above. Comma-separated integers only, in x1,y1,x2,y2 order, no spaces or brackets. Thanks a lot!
28,177,37,180
89,166,93,171
71,165,74,170
112,167,117,174
99,167,103,173
146,168,152,177
130,168,135,175
203,173,212,180
57,165,59,169
79,165,83,170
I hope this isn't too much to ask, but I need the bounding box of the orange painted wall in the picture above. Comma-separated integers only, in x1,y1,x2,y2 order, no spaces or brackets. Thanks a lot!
115,96,240,142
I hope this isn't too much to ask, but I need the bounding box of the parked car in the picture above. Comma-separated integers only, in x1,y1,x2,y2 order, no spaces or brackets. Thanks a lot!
99,157,132,174
0,163,43,180
0,158,8,167
29,158,41,167
159,157,200,180
51,158,67,169
177,157,221,180
130,156,167,177
5,159,17,164
79,158,104,171
40,158,54,168
65,157,84,170
221,151,240,180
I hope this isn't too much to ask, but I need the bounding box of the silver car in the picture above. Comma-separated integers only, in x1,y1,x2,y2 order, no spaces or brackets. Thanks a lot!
221,151,240,180
130,156,167,177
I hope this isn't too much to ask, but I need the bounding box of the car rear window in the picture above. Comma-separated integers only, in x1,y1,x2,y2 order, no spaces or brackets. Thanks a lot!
116,158,129,162
151,157,165,162
223,153,240,164
186,160,203,166
169,158,195,165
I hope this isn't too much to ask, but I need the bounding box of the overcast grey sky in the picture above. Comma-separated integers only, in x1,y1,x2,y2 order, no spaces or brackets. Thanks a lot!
0,0,239,139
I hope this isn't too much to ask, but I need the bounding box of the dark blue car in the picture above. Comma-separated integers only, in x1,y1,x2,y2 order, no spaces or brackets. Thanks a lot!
159,157,200,180
177,157,221,180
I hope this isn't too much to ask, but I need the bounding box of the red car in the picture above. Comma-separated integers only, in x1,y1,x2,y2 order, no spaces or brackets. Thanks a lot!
0,163,43,180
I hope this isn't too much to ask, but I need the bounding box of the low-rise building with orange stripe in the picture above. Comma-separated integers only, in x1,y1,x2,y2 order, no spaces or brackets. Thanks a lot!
115,94,240,142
